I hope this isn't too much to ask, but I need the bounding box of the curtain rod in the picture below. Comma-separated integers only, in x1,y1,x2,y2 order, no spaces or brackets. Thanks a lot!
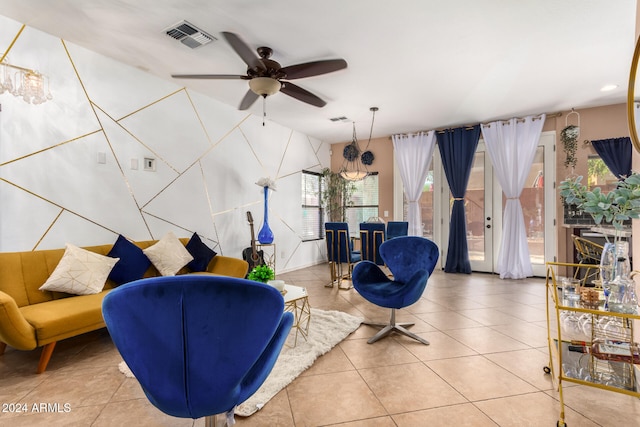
389,112,563,138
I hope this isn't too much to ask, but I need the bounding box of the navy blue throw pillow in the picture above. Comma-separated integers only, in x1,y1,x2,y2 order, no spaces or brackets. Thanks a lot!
186,233,217,272
107,235,152,285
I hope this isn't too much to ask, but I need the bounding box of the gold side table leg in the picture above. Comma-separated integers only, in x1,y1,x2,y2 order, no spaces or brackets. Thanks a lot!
285,296,311,347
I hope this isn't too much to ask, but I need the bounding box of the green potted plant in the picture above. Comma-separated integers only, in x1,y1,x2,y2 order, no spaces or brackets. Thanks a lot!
561,125,579,170
247,264,275,283
560,173,640,313
320,167,356,222
559,173,640,232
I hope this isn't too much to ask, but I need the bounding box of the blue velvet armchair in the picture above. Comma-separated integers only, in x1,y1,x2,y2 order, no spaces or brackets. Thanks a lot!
352,236,439,344
102,275,293,426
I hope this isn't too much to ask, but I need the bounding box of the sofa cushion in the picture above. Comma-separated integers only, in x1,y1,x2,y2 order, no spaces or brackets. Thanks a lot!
185,233,217,272
143,232,193,276
20,292,109,343
107,235,152,285
39,244,119,295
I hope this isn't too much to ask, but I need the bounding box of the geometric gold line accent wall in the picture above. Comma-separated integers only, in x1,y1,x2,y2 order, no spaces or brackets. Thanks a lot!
0,15,330,272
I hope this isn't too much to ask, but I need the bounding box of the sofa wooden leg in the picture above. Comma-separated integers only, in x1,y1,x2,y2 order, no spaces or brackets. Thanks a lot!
0,342,6,356
37,342,56,374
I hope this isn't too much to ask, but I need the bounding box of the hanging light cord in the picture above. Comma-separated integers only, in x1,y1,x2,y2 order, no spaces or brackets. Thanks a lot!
352,121,357,143
364,107,378,151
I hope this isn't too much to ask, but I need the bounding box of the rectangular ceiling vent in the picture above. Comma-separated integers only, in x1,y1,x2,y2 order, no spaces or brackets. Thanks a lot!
164,20,216,49
329,116,349,122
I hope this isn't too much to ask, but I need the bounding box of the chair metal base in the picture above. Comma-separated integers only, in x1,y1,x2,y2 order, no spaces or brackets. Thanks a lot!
204,410,234,427
363,308,430,345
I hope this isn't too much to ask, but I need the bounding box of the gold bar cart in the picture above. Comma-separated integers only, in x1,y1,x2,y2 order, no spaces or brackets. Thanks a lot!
545,262,640,427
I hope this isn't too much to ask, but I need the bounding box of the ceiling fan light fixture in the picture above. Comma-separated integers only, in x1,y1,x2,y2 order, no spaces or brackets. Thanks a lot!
249,77,281,96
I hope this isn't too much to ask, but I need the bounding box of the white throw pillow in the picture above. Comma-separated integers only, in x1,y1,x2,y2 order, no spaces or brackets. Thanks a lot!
143,232,193,276
40,244,120,295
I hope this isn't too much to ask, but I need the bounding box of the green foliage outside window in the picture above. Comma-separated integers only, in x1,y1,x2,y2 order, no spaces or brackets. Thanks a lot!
587,157,613,188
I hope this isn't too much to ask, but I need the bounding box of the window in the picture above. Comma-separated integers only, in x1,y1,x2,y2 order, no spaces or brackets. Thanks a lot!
301,171,322,241
587,156,617,192
345,173,379,231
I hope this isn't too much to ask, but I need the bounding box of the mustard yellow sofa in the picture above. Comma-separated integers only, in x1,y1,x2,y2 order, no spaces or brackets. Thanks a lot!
0,238,249,373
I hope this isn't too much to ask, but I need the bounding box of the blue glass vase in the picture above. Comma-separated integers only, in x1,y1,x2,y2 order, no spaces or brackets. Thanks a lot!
258,186,274,244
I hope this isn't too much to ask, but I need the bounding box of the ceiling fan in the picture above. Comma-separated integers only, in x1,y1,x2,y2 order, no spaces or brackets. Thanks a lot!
172,32,347,110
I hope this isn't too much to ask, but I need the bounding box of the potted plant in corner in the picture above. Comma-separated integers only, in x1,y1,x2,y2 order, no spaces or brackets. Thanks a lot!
320,167,356,222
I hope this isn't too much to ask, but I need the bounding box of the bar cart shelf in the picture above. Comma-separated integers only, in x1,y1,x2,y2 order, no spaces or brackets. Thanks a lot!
545,262,640,427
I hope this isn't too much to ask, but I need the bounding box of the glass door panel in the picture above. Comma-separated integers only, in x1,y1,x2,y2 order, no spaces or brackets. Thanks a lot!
466,152,487,264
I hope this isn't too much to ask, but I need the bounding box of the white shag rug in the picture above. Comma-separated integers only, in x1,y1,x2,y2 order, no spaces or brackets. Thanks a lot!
118,308,363,417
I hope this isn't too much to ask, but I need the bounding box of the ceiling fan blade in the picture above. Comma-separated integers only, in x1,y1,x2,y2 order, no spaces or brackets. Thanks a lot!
239,89,260,110
171,74,247,80
280,82,326,107
221,32,266,71
281,59,347,80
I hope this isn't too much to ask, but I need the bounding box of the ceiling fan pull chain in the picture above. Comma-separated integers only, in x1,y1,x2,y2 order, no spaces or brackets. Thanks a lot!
263,95,267,126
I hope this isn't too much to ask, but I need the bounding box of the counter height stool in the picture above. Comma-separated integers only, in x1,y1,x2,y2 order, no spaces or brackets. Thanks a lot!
325,222,361,289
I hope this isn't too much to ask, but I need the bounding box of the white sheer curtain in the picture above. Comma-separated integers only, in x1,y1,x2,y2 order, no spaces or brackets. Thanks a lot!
392,131,436,236
481,115,545,279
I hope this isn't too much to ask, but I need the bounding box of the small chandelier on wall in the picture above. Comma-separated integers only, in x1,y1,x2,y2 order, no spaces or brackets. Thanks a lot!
339,106,378,181
0,59,53,105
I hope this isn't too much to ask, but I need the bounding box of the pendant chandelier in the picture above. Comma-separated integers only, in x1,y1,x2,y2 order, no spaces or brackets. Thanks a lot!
339,106,378,181
0,59,52,105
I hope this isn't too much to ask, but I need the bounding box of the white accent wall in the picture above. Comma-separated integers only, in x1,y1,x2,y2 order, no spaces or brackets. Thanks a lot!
0,15,329,272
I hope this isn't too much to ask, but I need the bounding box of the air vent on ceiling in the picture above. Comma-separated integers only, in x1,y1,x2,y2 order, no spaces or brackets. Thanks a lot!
329,116,349,122
164,20,216,49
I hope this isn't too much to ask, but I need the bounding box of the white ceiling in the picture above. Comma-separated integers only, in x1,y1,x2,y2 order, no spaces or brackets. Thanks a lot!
0,0,636,143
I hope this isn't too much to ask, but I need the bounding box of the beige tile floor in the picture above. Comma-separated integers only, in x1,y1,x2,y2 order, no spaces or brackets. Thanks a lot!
2,264,640,426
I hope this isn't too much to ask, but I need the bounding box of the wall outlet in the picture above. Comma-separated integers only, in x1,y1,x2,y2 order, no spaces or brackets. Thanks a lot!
383,210,389,217
131,159,138,170
143,157,156,171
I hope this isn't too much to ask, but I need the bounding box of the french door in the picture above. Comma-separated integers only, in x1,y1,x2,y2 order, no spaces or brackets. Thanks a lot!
394,131,556,276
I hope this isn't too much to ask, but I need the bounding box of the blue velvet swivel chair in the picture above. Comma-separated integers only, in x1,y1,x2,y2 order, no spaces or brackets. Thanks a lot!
352,236,439,345
102,275,293,426
386,221,409,239
325,222,361,289
359,222,386,265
